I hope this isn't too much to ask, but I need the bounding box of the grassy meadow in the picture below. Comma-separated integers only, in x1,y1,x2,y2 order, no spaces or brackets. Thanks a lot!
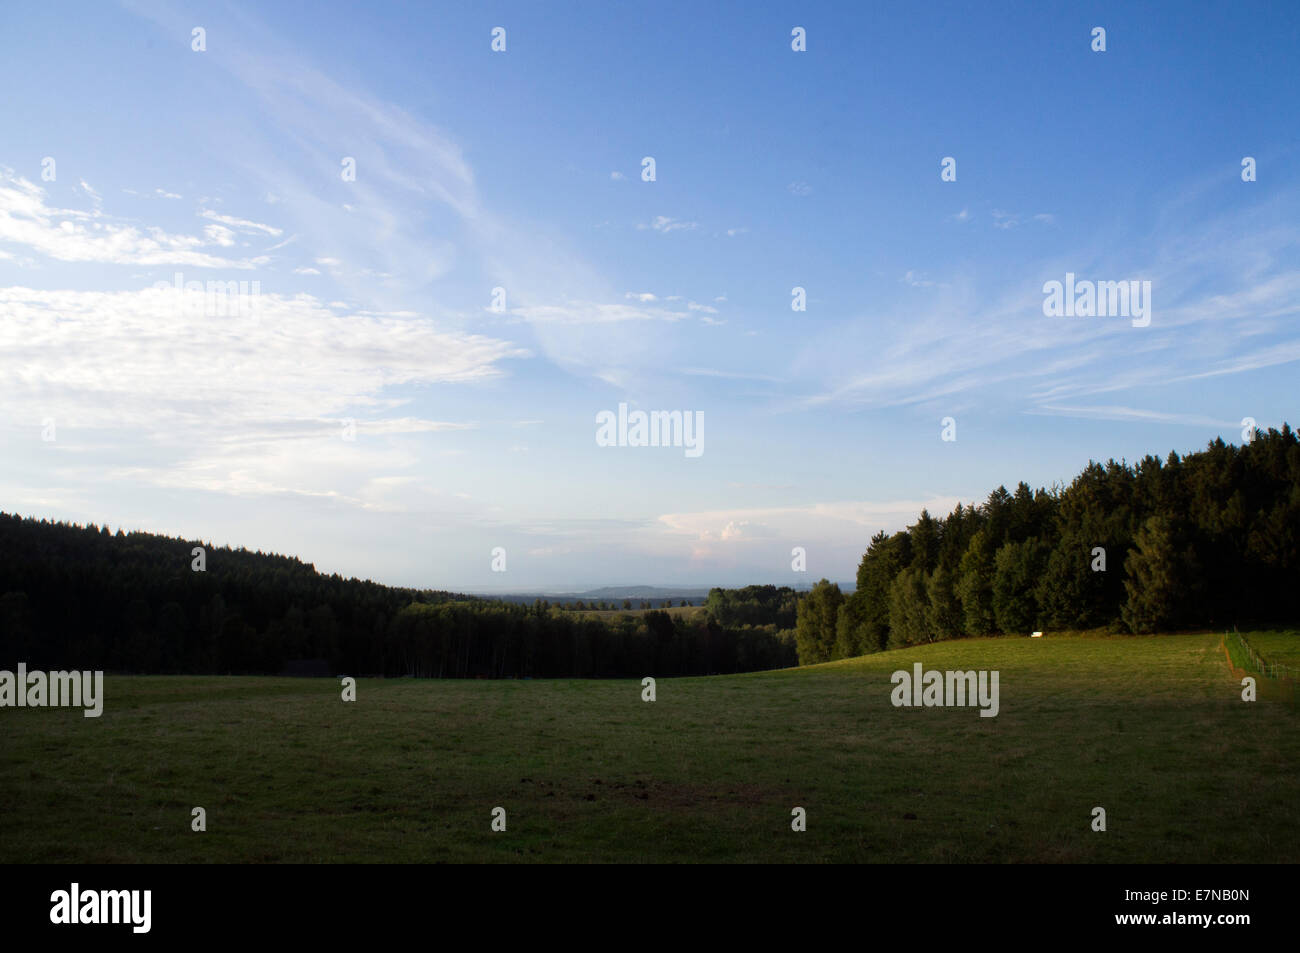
1238,629,1300,667
2,630,1296,863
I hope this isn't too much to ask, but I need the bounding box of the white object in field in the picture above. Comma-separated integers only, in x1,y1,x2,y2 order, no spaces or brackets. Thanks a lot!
1031,631,1043,638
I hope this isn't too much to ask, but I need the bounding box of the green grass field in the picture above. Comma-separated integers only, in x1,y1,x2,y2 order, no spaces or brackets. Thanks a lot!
1239,629,1300,667
2,631,1296,863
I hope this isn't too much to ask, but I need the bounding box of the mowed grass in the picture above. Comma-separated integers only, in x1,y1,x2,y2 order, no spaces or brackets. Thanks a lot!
2,631,1296,863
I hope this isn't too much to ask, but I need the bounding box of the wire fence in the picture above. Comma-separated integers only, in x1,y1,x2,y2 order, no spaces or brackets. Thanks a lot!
1229,628,1300,681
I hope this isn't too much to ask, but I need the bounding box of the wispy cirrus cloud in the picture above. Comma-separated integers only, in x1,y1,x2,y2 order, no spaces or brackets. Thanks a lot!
793,186,1300,416
1024,405,1238,428
511,299,692,325
200,209,283,237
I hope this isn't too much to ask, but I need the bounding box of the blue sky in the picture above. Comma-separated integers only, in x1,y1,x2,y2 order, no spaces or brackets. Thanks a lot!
1,1,1297,590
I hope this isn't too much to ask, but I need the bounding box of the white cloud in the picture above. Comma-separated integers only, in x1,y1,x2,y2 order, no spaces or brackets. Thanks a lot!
203,224,237,247
658,497,965,561
357,417,476,435
638,215,698,234
0,172,265,268
1025,405,1236,428
719,520,759,540
0,285,525,432
796,193,1300,413
681,367,783,382
200,209,283,237
512,300,689,325
1166,337,1300,382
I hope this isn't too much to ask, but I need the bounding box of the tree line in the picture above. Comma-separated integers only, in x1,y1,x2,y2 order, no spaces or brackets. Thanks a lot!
0,513,794,677
795,425,1299,664
388,603,793,678
704,584,799,630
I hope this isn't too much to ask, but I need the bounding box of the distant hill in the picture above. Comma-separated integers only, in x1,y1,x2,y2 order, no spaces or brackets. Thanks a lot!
473,582,846,608
478,586,714,607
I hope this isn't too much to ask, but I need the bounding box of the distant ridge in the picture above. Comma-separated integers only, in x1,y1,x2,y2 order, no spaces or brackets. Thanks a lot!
471,582,846,606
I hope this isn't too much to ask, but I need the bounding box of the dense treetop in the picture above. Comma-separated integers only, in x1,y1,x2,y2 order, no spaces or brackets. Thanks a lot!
795,426,1299,664
0,514,794,677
